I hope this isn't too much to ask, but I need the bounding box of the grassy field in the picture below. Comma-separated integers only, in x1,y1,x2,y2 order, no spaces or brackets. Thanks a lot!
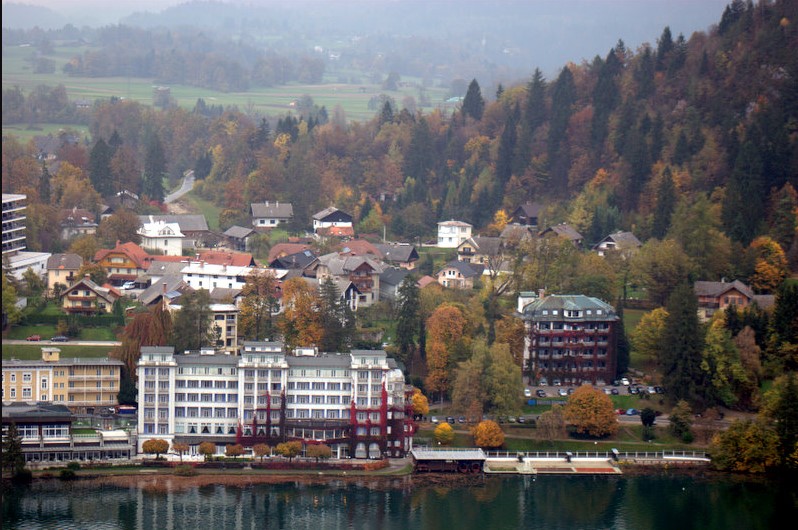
5,324,118,341
176,191,224,231
2,42,451,125
2,344,116,360
1,123,90,142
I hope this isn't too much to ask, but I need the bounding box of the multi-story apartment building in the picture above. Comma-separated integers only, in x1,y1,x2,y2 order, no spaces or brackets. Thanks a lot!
437,220,472,248
519,293,619,386
2,193,50,280
137,218,185,256
180,261,252,290
136,342,415,459
2,347,123,414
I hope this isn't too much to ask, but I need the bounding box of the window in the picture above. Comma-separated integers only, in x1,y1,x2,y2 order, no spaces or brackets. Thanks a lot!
41,378,48,390
22,388,32,399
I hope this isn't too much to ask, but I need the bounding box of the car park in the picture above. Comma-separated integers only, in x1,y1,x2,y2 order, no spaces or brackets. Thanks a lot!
536,389,547,398
51,336,69,342
26,335,41,341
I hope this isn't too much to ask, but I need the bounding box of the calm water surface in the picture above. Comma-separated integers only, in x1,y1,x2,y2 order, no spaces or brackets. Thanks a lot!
3,473,796,530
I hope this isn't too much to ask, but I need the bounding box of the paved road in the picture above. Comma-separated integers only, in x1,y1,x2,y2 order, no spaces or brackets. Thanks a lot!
164,170,194,203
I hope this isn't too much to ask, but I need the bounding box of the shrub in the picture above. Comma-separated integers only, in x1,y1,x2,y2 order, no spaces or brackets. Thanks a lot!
174,464,197,476
59,469,76,480
66,461,81,471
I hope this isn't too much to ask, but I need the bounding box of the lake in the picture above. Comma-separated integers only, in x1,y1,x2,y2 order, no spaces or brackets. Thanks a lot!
2,471,794,529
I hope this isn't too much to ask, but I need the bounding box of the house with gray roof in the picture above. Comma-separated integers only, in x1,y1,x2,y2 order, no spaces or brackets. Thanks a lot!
510,201,544,227
316,252,383,307
519,293,619,386
457,236,503,265
224,225,256,251
250,201,294,230
137,214,210,248
312,207,353,234
379,267,411,302
539,223,584,248
373,242,419,269
592,230,642,257
436,260,484,290
694,280,756,321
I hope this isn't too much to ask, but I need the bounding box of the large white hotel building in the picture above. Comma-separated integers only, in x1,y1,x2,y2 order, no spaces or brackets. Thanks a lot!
136,342,415,459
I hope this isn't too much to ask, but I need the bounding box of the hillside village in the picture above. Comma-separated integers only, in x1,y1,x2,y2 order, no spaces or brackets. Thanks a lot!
2,0,798,475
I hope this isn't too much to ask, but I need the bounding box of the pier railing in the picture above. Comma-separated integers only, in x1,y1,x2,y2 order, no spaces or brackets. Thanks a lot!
485,450,709,461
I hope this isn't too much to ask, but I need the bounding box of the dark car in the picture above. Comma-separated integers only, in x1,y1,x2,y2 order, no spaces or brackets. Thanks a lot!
611,388,619,395
458,416,466,424
446,416,455,424
51,336,69,342
536,389,547,398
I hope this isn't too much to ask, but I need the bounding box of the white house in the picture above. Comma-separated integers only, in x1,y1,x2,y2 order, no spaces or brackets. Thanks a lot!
250,201,294,229
137,218,185,256
437,220,472,248
180,261,253,290
312,207,353,234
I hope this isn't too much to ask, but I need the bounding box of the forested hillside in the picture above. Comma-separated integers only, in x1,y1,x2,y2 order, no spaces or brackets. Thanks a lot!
3,0,797,280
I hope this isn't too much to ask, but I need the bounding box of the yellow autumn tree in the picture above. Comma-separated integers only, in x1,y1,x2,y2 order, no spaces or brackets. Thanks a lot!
411,388,430,417
563,385,619,438
472,420,505,448
433,422,455,446
749,236,788,293
142,439,169,459
279,277,322,352
425,304,467,401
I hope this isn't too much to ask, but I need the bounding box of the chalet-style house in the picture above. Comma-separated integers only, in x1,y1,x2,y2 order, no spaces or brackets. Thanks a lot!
267,242,313,264
499,223,534,248
60,275,121,315
59,207,97,240
519,292,619,386
315,252,384,307
510,202,543,227
137,217,185,256
437,220,472,248
592,230,642,257
137,214,210,249
312,207,353,236
436,260,484,289
694,280,755,322
94,241,155,287
223,225,255,252
46,253,83,293
539,223,584,248
373,242,420,270
269,249,319,276
457,235,503,265
251,201,294,229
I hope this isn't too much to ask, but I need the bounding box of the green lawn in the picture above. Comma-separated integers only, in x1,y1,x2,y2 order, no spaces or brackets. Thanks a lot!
6,324,118,342
2,344,116,360
179,191,223,231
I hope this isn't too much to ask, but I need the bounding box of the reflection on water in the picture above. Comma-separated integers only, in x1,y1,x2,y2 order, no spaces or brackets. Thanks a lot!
2,474,790,530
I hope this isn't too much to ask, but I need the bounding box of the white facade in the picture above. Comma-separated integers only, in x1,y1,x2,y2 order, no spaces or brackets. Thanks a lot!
137,219,185,256
136,343,412,458
437,220,472,248
2,193,50,280
181,262,252,290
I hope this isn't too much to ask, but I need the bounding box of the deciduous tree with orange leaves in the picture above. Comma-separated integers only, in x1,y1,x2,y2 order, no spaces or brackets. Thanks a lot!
279,276,322,352
472,420,504,448
564,385,619,438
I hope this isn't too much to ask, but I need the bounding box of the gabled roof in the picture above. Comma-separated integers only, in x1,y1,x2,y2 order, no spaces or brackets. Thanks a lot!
417,275,438,289
269,249,318,270
268,243,313,263
318,253,383,276
373,243,419,263
460,236,503,256
139,275,188,306
209,287,243,302
251,201,294,219
61,276,121,302
512,201,543,218
224,225,255,239
438,259,484,278
198,250,256,267
438,219,472,228
317,225,355,237
137,214,208,232
146,260,188,278
380,267,411,287
47,253,83,271
313,206,352,221
94,242,152,269
540,223,583,242
592,230,642,250
59,207,96,224
500,223,534,241
337,239,381,257
694,280,754,300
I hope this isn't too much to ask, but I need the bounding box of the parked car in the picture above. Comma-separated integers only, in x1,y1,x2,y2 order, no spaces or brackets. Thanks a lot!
611,388,619,395
558,388,568,397
458,416,467,424
552,379,562,386
507,416,517,423
654,386,665,394
430,416,440,424
604,387,613,395
539,378,548,386
50,336,69,342
517,416,526,423
26,335,41,341
524,388,532,398
620,377,630,386
628,385,639,395
626,408,639,416
536,389,547,398
446,416,455,424
122,281,136,290
567,387,575,395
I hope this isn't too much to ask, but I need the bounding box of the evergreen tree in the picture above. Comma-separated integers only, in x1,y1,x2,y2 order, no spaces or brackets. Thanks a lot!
660,283,706,408
108,129,123,155
514,68,546,175
39,162,51,204
652,166,676,239
317,277,355,353
88,137,113,197
634,46,655,99
143,133,166,202
496,103,519,185
461,78,485,121
1,422,25,476
172,290,215,352
548,66,576,195
590,48,621,150
722,141,764,245
403,117,434,199
655,26,673,71
395,275,421,367
772,373,798,469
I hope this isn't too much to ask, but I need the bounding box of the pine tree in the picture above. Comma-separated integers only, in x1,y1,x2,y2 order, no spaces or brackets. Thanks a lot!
590,48,621,150
39,162,51,204
88,137,113,197
495,103,519,185
772,373,798,469
652,166,676,239
461,78,485,121
722,141,764,245
172,290,214,352
143,133,166,202
395,275,420,366
660,283,706,408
